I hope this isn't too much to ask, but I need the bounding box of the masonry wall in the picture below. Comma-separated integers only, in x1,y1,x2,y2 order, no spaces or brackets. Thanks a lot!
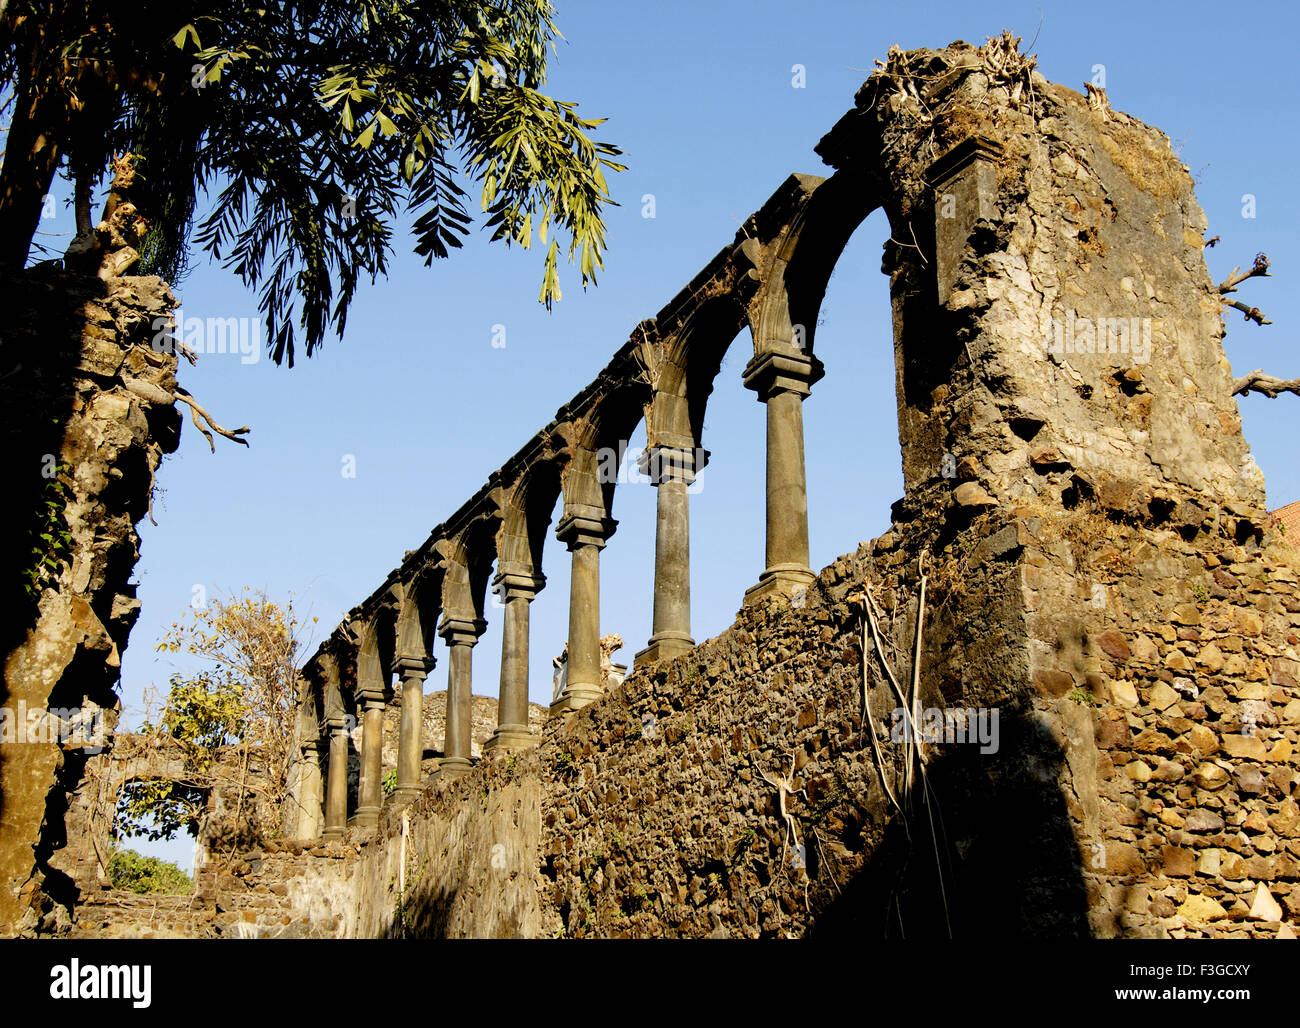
89,518,1294,939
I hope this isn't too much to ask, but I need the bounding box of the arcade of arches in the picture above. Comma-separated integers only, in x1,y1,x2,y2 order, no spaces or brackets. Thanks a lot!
24,35,1300,938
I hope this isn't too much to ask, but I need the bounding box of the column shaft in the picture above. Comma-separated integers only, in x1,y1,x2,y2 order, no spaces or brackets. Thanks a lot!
742,350,823,605
487,583,541,751
566,542,602,704
447,641,471,770
394,656,433,800
399,675,422,790
765,388,811,572
355,699,385,829
635,448,696,666
297,743,323,840
499,594,529,728
322,722,348,840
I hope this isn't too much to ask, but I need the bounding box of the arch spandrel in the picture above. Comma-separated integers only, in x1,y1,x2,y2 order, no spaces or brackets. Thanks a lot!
643,295,750,456
555,378,647,528
314,649,345,723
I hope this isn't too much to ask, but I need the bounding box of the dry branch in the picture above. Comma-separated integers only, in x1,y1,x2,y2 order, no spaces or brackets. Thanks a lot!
122,379,250,452
1217,253,1273,324
173,386,250,452
1218,254,1271,294
1222,299,1271,325
1232,369,1300,399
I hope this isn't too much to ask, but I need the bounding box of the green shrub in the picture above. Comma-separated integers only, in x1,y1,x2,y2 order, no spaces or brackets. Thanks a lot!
108,848,193,895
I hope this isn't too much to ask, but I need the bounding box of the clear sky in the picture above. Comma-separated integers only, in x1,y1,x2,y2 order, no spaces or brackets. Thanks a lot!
85,0,1299,868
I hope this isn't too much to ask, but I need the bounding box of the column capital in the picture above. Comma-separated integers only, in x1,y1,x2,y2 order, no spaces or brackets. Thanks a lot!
742,349,825,401
326,715,349,733
492,567,546,601
392,653,436,678
356,689,387,710
924,134,1004,190
301,739,323,756
438,614,487,647
638,445,709,486
556,511,617,550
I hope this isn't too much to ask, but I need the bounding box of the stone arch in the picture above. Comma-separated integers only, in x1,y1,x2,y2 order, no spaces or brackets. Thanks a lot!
752,169,884,361
355,607,396,700
493,448,563,585
393,569,441,661
436,509,500,623
640,298,750,458
556,374,648,526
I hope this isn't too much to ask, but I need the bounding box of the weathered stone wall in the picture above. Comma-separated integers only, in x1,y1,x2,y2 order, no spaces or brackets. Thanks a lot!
57,733,282,902
348,766,549,938
528,520,1298,939
68,506,1298,940
0,264,182,936
376,692,549,772
69,842,359,939
58,694,548,938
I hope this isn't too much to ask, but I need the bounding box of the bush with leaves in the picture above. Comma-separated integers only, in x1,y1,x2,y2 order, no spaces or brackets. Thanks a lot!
117,590,311,842
107,847,193,895
22,454,73,601
115,670,246,840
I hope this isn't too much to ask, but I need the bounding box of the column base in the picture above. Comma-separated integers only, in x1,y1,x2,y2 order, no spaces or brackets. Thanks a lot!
320,827,344,842
743,565,816,607
550,681,605,715
438,756,472,777
485,724,538,754
353,805,381,830
634,631,695,668
392,786,422,805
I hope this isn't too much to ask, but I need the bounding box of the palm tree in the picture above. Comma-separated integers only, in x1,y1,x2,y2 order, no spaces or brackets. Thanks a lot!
1,0,625,365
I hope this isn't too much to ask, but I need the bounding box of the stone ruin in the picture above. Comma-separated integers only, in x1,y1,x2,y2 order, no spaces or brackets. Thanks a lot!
16,35,1300,938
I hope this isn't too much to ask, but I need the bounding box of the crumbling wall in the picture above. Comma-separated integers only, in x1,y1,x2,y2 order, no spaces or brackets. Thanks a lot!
443,40,1297,938
46,38,1300,940
68,841,359,939
531,524,1298,939
58,733,281,902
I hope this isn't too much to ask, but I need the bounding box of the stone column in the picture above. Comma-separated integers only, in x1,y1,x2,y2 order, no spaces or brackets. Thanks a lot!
322,716,349,841
438,615,486,775
742,350,824,606
552,513,616,713
354,690,386,829
296,740,323,840
487,571,545,753
393,654,435,802
635,445,700,666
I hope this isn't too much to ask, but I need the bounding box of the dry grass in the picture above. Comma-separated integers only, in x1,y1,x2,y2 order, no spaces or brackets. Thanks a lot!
1096,117,1187,206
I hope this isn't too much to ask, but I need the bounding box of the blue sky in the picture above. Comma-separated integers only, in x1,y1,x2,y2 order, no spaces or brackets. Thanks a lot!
81,0,1298,868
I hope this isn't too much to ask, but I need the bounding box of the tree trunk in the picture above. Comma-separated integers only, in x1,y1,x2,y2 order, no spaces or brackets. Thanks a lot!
0,60,67,268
